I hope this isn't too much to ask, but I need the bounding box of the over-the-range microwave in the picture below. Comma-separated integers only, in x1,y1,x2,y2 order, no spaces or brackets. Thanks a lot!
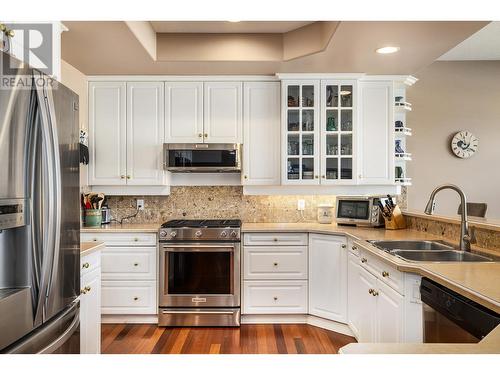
335,195,386,227
163,143,241,173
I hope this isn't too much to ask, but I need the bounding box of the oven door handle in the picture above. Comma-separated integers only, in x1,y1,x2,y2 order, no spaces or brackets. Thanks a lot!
161,245,235,252
161,310,237,315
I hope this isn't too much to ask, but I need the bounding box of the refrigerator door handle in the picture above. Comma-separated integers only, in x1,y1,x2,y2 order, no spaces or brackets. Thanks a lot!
33,73,59,323
38,306,79,354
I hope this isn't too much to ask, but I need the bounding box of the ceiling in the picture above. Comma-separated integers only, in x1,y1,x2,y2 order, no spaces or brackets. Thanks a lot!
438,22,500,60
61,21,488,76
150,21,313,33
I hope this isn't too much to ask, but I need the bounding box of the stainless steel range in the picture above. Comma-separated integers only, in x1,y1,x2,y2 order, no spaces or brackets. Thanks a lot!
158,219,241,327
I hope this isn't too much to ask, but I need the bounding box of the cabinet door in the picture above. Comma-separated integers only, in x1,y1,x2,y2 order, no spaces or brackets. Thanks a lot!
308,234,347,323
80,266,101,354
203,82,242,143
320,80,357,185
242,82,281,185
126,82,165,185
282,81,320,185
375,279,404,343
347,252,361,338
357,266,377,343
89,82,127,185
164,82,204,143
358,81,394,184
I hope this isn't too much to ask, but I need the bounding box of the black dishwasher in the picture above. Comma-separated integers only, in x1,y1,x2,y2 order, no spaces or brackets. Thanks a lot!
420,278,500,343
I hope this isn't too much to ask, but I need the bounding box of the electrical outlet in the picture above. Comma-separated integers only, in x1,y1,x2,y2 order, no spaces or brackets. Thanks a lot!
136,199,144,211
297,199,305,211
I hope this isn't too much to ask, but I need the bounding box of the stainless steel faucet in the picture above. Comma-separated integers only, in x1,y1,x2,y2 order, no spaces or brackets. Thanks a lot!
424,184,471,251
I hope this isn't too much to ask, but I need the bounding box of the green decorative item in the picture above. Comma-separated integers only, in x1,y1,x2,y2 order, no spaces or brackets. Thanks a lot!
84,209,102,227
327,116,337,131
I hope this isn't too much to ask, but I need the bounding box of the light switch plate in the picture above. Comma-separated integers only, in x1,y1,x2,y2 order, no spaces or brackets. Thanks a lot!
297,199,305,211
136,199,144,211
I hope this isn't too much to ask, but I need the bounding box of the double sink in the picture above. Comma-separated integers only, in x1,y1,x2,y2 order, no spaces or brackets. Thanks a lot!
368,240,496,262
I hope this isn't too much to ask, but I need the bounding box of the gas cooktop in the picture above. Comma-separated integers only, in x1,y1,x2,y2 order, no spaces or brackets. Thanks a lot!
161,219,241,229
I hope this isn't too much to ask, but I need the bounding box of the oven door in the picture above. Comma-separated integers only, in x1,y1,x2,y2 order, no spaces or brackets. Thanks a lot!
159,243,240,307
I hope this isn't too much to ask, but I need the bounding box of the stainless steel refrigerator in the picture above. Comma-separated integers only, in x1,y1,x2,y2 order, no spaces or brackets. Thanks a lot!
0,51,80,353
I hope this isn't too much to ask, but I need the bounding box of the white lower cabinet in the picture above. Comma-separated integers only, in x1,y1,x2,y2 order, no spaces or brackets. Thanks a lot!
81,232,157,320
354,263,405,343
80,250,102,354
243,280,307,314
308,234,347,323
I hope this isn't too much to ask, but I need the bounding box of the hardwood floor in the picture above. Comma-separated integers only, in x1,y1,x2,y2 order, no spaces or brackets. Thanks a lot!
101,324,356,354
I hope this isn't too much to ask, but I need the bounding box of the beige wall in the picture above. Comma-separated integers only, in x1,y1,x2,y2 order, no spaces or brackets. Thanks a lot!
60,60,88,189
407,61,500,218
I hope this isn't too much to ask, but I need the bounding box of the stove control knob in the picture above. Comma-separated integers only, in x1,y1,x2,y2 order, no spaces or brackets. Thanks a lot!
230,231,238,238
159,230,167,238
169,231,177,238
220,231,228,238
195,230,203,238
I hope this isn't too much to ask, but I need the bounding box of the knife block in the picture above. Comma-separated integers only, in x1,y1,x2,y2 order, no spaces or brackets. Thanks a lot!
384,205,407,230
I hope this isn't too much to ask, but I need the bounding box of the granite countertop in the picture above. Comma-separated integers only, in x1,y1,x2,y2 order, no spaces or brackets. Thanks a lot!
81,241,105,256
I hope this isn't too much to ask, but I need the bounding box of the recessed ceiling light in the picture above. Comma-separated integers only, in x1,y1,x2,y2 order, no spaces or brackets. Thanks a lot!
376,46,400,54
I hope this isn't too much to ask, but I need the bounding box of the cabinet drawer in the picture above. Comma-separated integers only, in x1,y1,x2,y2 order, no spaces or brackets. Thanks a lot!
244,246,307,280
81,232,157,247
101,247,156,280
81,250,101,276
101,280,157,315
360,250,403,294
243,280,308,314
244,232,308,246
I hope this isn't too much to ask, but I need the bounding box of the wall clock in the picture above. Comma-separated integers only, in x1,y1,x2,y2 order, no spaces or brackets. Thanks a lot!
451,131,478,159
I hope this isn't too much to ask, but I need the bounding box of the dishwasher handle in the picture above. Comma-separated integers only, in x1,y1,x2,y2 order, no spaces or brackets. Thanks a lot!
420,278,500,340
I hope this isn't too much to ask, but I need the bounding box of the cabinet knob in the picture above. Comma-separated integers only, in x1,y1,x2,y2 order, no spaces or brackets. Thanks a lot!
134,262,139,267
244,175,248,179
198,133,203,138
358,174,362,179
134,297,139,301
127,175,131,179
321,175,325,179
134,238,139,242
372,290,379,297
120,175,125,179
352,246,357,251
93,238,97,242
80,288,87,295
84,286,91,292
82,262,90,269
273,262,278,267
204,133,208,138
273,238,278,242
273,297,278,301
341,244,347,249
314,175,319,179
382,271,389,278
368,288,374,295
361,258,367,263
7,29,14,38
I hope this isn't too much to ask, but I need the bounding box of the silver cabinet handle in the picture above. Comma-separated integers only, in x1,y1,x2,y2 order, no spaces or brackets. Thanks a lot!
361,258,367,263
341,244,347,249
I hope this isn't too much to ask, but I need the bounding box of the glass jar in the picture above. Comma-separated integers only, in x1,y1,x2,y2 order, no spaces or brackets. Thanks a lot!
317,204,334,224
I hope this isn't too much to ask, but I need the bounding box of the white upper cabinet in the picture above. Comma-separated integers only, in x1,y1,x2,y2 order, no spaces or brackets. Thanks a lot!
89,81,165,187
242,82,281,185
308,234,348,323
358,81,394,184
282,80,320,185
126,82,165,185
164,82,203,143
89,82,127,185
204,82,243,143
320,80,357,184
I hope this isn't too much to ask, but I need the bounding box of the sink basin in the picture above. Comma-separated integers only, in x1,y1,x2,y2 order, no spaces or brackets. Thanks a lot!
390,250,493,262
369,240,455,251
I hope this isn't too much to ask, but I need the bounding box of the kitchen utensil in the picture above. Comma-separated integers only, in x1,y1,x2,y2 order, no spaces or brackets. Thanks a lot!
387,195,395,208
395,140,405,154
377,201,391,218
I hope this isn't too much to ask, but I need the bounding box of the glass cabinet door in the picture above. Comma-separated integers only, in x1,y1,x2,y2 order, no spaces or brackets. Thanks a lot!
284,82,319,184
322,81,355,183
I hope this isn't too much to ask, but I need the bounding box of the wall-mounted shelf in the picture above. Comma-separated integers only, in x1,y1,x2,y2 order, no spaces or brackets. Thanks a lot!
395,127,412,136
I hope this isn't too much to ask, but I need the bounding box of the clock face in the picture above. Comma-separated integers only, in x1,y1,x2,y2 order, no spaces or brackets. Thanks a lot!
451,131,478,159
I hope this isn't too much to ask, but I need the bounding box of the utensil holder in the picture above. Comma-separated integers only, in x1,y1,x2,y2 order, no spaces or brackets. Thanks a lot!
84,209,102,227
384,205,407,230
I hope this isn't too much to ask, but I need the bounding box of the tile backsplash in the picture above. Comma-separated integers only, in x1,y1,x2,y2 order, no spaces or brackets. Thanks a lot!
105,186,336,224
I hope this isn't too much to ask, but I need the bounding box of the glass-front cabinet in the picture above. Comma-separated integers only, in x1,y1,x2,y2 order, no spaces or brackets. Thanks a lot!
321,80,356,184
282,81,320,185
281,79,356,185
